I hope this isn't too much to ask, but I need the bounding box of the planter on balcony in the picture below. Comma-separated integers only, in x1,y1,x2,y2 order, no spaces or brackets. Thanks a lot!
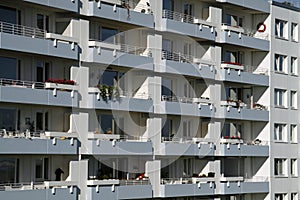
45,82,78,91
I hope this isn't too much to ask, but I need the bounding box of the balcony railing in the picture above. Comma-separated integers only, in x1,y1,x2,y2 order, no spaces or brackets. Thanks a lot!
161,50,213,67
221,23,269,40
89,40,152,57
0,181,76,191
97,0,152,14
88,132,149,142
0,78,45,89
119,180,150,185
161,95,212,105
162,10,214,27
0,21,45,39
161,178,214,185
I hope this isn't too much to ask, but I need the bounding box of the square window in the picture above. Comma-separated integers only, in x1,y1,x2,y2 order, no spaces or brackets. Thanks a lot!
291,23,298,42
275,19,288,39
290,124,297,143
274,124,287,141
291,159,298,176
291,57,298,75
274,159,287,176
274,89,287,107
290,91,297,109
275,54,287,73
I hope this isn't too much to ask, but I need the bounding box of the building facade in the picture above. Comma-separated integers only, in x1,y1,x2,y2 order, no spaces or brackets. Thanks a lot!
0,0,298,199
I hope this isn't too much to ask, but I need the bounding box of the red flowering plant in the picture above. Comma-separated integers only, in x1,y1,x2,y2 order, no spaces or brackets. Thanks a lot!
46,78,76,85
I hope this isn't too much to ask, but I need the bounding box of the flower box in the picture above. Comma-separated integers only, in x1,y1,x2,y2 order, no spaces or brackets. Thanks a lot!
45,82,78,91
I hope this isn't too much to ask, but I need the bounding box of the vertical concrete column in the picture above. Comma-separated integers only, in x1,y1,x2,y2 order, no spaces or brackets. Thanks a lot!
149,0,162,30
145,160,161,197
145,117,162,154
69,19,89,61
214,160,221,194
68,160,88,200
71,66,89,108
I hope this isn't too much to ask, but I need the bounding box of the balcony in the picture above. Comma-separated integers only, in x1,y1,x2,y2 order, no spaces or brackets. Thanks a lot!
0,130,78,155
87,41,153,71
0,22,79,60
159,137,214,156
86,1,154,28
87,179,152,199
83,133,153,155
87,87,153,112
218,24,269,51
160,178,215,197
161,10,215,41
0,79,79,107
157,96,214,117
219,176,269,194
218,138,269,157
0,181,77,200
158,51,215,80
216,0,270,13
218,101,269,121
219,63,269,86
23,0,79,12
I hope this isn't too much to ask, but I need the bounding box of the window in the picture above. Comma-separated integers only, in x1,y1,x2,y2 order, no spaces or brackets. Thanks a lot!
290,91,297,109
222,123,242,138
100,70,124,91
291,57,298,75
291,23,298,42
163,0,174,11
291,159,297,176
291,193,298,200
225,51,244,65
290,124,297,143
0,56,17,79
183,158,193,177
274,159,287,176
37,14,49,32
225,14,243,27
0,108,16,131
36,61,50,82
275,19,287,39
274,89,286,107
0,158,19,184
183,3,193,22
99,114,124,135
35,158,49,181
162,118,172,139
0,6,17,24
99,27,118,44
275,54,287,73
275,193,287,200
183,120,192,138
274,124,287,141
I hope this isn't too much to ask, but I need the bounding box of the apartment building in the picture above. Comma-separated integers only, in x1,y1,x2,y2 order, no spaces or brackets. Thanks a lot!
0,0,298,200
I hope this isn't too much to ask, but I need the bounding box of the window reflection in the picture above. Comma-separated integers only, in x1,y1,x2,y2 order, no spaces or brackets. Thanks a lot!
0,56,17,79
0,108,16,131
0,158,18,184
0,6,16,24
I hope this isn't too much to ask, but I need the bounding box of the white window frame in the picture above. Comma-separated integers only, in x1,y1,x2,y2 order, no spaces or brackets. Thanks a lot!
275,19,288,39
274,54,287,73
274,123,287,142
290,124,297,143
274,89,287,108
290,91,297,109
274,158,287,176
291,23,298,42
291,193,298,200
290,57,298,75
290,159,298,177
275,193,287,200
